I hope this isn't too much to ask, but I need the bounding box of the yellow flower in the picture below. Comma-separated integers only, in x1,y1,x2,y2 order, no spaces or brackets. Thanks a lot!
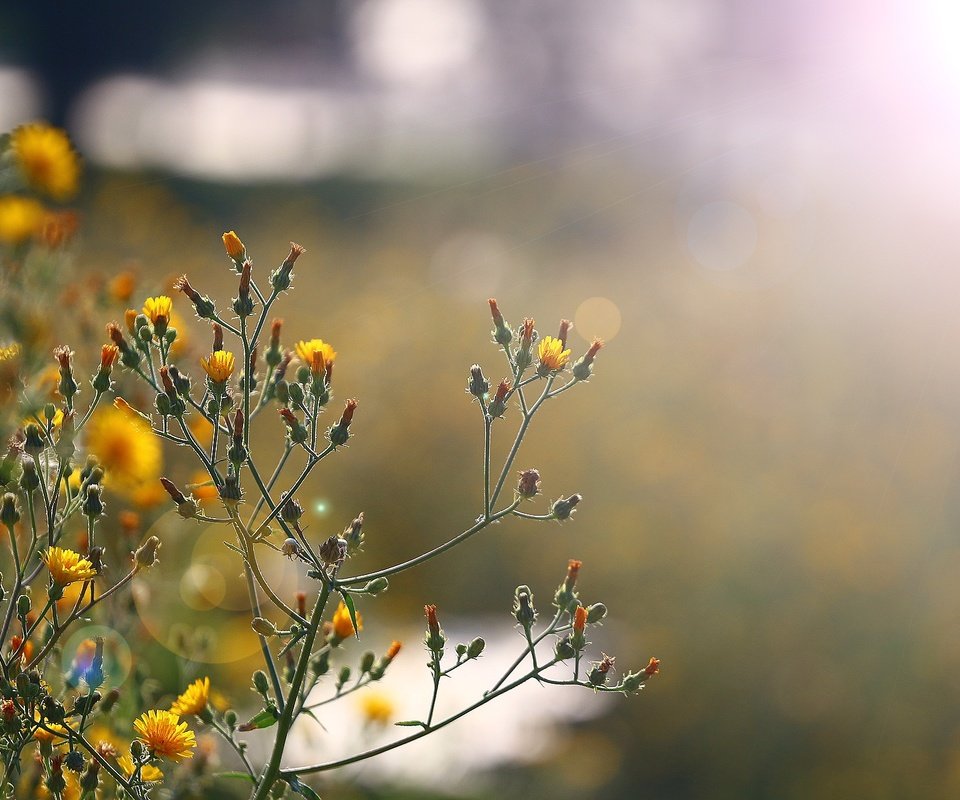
0,196,45,244
331,601,362,639
133,710,196,761
358,690,394,726
33,720,69,742
22,408,63,430
83,405,162,499
117,752,164,782
42,547,97,586
0,343,20,362
170,676,210,717
10,123,80,200
222,230,245,259
537,336,571,371
142,296,173,325
200,351,235,383
295,339,337,377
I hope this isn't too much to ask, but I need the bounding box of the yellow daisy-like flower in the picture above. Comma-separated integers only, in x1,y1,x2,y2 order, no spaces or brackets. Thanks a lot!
170,676,210,717
0,196,45,244
358,690,394,726
142,296,173,325
222,230,245,259
331,600,362,640
133,710,196,761
10,123,80,200
117,752,164,782
33,719,69,742
83,405,162,499
200,350,235,383
537,336,571,371
295,339,337,377
42,547,97,586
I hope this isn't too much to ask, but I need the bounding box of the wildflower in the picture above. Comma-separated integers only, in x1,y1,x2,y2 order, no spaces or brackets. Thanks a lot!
0,195,44,244
142,296,173,328
271,241,305,291
43,547,97,586
133,710,196,760
170,677,210,718
117,753,163,782
386,640,402,660
537,335,571,372
84,406,162,499
133,536,162,572
572,604,588,651
295,339,336,377
173,275,215,319
222,230,245,261
331,601,362,640
201,350,235,384
488,378,510,417
468,364,489,399
108,271,136,303
11,123,80,199
644,657,661,676
358,690,394,726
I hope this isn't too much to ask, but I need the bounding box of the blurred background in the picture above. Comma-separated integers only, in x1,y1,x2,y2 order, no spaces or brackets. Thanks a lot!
4,0,960,797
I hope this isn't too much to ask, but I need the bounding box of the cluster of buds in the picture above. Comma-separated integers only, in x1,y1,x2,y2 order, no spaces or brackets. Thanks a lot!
343,512,365,554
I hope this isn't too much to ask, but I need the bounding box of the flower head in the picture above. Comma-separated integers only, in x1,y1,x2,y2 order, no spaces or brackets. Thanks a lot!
84,406,162,500
295,339,337,377
331,601,362,639
142,296,173,326
170,677,210,717
537,336,571,371
0,196,45,244
43,547,97,586
133,710,196,760
222,230,245,260
644,657,661,676
11,123,80,199
200,351,235,383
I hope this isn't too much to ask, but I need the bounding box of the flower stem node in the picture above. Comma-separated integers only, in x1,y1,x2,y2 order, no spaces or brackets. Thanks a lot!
552,494,582,521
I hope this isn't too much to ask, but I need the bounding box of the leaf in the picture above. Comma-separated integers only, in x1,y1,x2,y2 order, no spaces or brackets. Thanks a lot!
285,776,323,799
394,720,426,728
338,590,360,639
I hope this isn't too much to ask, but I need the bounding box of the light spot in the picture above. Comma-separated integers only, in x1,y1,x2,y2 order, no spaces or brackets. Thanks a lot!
574,297,622,343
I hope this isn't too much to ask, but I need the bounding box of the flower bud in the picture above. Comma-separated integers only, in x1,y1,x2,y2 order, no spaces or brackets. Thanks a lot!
572,338,604,382
133,536,161,572
82,484,104,518
468,364,489,399
424,604,445,655
79,759,100,793
516,468,541,499
552,494,582,521
363,576,389,596
328,399,357,447
280,495,304,522
233,260,255,317
359,651,375,674
64,750,84,772
19,459,40,492
100,687,120,713
467,636,485,659
621,671,645,693
514,585,537,627
225,709,238,728
571,605,588,651
488,298,513,345
0,494,19,527
270,242,305,292
281,538,302,558
17,594,30,617
23,423,44,458
252,669,270,695
586,602,607,624
251,618,278,638
555,635,575,660
336,665,351,691
318,536,347,569
343,511,364,553
173,275,216,319
222,230,246,263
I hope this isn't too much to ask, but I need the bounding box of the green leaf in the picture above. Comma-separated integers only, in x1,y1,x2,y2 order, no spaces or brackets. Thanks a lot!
339,590,360,639
394,720,426,727
285,776,323,799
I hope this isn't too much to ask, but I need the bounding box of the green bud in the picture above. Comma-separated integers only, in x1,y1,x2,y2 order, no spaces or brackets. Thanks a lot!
363,577,389,596
17,594,30,617
467,637,486,659
0,493,20,527
555,636,575,660
336,666,351,691
360,651,375,674
164,328,177,345
586,603,607,624
252,670,270,695
82,484,105,518
225,709,238,728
